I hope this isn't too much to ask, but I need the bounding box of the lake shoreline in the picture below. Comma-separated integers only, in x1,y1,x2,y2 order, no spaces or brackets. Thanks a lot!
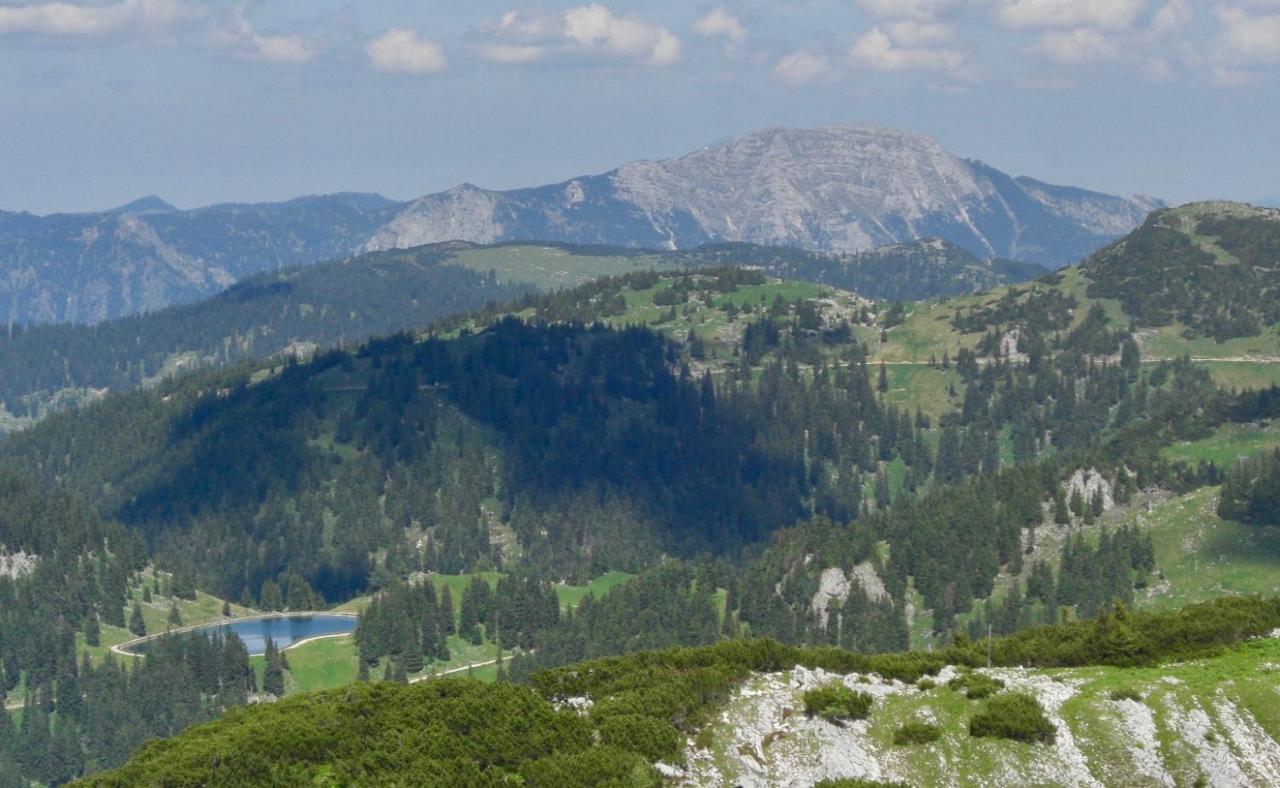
111,611,359,657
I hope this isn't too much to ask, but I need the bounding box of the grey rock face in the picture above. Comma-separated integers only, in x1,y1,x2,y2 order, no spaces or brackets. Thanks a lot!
367,124,1159,268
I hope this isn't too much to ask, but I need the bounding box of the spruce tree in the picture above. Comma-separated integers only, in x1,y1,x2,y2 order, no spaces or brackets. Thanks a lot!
128,602,146,637
83,612,100,647
262,637,285,696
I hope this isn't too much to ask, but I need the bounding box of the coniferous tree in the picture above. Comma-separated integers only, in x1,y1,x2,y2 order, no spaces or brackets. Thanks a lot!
128,602,147,637
262,637,285,697
84,612,101,647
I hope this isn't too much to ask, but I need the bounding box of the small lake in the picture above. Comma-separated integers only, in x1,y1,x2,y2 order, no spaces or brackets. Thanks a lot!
123,614,356,656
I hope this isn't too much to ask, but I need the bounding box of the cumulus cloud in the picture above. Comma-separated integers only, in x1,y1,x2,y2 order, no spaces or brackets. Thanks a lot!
848,21,970,73
0,0,183,37
0,1,315,64
209,7,312,63
995,0,1150,30
1150,0,1192,35
475,4,680,66
564,4,680,65
773,49,829,83
857,0,955,20
367,28,447,73
1216,5,1280,63
1033,27,1119,63
693,8,744,42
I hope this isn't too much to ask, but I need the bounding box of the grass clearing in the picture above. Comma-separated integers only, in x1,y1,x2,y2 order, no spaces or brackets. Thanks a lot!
451,245,679,289
1131,487,1280,611
282,634,359,693
554,571,637,610
1164,420,1280,467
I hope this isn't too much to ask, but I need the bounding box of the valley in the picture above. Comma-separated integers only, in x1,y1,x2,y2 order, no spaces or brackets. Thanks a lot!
1,160,1278,788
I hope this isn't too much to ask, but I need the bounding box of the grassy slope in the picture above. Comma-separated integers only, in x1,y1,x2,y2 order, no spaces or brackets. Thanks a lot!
450,245,679,289
870,264,1280,389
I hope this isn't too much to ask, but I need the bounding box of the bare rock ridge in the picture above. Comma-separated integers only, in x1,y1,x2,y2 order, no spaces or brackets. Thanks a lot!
367,124,1160,268
0,124,1158,325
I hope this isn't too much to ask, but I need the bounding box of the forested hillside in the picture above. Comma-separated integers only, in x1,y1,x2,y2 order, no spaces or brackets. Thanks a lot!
0,237,1044,436
1083,202,1280,340
0,244,530,434
3,204,1279,784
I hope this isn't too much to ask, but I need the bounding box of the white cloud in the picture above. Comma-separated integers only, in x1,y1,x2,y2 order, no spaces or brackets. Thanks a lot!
693,8,744,42
366,28,447,74
773,49,829,83
995,0,1150,30
564,4,680,65
0,0,183,36
0,2,314,64
1216,5,1280,63
857,0,955,20
476,5,680,66
1033,27,1119,63
848,23,969,72
209,7,312,63
1150,0,1192,35
883,19,952,47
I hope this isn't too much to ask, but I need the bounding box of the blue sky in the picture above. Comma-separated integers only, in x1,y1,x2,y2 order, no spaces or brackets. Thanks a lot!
2,0,1278,213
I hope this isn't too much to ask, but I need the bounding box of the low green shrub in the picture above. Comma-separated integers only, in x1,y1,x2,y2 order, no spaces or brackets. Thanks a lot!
969,693,1056,744
816,780,909,788
1110,687,1142,702
595,713,683,763
947,672,1005,700
916,678,936,691
892,721,941,745
803,684,874,723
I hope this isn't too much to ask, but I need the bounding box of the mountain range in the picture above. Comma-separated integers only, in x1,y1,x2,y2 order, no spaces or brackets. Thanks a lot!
0,124,1158,326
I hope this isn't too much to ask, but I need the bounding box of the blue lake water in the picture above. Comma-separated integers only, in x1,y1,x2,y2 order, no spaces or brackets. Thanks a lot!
125,614,356,656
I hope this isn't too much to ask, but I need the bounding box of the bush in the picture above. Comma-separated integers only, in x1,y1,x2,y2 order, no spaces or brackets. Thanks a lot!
816,781,909,788
947,672,1005,700
1110,687,1142,702
892,721,940,746
916,678,936,691
803,684,874,724
969,693,1056,744
595,714,683,763
522,746,660,788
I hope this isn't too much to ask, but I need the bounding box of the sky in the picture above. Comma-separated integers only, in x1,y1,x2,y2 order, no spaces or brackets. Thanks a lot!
1,0,1278,214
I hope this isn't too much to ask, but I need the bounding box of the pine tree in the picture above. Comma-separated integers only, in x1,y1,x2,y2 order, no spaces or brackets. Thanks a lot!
1053,490,1071,526
128,602,146,637
168,601,183,628
262,637,285,696
83,612,101,647
1069,488,1086,519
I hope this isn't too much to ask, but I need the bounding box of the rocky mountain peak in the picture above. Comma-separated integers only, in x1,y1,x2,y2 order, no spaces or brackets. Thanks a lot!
365,123,1158,267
